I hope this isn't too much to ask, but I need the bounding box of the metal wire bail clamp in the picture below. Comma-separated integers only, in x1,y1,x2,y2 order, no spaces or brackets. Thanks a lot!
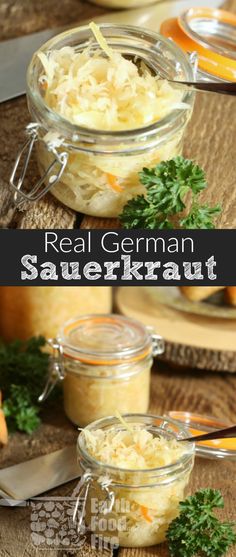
146,327,165,357
10,122,68,204
73,472,115,534
38,339,65,403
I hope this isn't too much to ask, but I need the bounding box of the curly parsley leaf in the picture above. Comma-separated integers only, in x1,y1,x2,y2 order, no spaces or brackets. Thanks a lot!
120,156,221,229
0,336,51,434
167,489,236,557
180,203,221,229
120,195,173,229
3,385,41,434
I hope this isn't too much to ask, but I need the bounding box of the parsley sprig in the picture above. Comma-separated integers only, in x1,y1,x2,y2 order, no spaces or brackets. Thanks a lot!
3,385,41,434
167,489,236,557
120,157,221,229
0,337,50,434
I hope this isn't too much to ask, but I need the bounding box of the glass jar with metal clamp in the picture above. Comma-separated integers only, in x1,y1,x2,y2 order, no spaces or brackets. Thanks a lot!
9,24,195,216
74,414,195,548
38,314,165,427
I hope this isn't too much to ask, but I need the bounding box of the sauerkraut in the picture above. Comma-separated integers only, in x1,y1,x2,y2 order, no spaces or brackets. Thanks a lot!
63,361,151,426
0,286,112,341
35,23,192,217
80,420,194,547
83,426,187,469
37,24,188,132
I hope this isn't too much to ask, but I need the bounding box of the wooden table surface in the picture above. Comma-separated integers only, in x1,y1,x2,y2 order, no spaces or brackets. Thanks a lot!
1,358,236,557
0,0,236,229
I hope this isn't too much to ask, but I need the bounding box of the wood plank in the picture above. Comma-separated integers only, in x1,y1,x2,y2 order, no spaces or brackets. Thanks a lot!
0,0,106,41
81,216,120,229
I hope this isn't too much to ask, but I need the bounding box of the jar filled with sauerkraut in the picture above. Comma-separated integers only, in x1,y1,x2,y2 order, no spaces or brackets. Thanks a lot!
39,315,164,426
76,414,195,547
11,24,195,217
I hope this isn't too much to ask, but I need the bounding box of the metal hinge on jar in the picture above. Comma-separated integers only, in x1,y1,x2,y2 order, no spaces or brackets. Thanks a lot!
73,471,115,533
10,122,68,205
38,339,65,402
146,327,165,357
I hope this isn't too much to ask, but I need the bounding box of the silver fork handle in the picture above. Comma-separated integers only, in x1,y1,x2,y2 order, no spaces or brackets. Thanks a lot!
10,123,68,204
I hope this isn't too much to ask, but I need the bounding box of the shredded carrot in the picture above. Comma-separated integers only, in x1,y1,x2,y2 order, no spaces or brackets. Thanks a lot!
106,173,123,193
67,91,77,105
135,443,142,454
140,505,153,523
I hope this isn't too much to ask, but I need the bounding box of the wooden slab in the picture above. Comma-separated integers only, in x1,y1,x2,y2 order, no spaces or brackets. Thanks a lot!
0,0,236,229
116,287,236,372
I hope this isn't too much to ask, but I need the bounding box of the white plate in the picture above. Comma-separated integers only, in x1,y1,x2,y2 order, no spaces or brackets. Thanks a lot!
147,287,236,319
93,0,222,31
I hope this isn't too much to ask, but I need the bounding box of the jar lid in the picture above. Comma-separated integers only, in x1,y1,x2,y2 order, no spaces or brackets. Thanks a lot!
59,314,153,365
160,8,236,82
168,411,236,460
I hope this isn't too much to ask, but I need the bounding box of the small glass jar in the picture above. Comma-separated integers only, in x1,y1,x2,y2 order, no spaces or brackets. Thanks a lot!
75,414,195,547
40,314,164,426
89,0,158,8
0,286,112,341
10,25,195,216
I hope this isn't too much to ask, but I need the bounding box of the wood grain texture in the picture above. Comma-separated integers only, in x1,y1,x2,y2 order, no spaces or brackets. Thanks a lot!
0,0,236,229
81,216,120,229
0,0,106,41
116,287,236,372
0,0,107,229
1,362,236,556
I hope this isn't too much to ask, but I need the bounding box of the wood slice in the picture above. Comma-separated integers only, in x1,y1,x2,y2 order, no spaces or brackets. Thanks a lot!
116,287,236,373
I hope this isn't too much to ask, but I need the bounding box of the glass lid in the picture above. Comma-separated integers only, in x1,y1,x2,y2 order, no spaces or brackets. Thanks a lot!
179,8,236,59
160,7,236,82
59,314,151,364
168,411,236,460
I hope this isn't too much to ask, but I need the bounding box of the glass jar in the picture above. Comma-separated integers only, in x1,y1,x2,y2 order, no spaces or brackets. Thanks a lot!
10,25,195,217
0,286,112,341
90,0,158,8
40,314,164,426
75,414,195,547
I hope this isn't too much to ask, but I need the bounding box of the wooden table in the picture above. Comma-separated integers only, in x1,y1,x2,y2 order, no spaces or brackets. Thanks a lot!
1,358,236,557
0,0,236,229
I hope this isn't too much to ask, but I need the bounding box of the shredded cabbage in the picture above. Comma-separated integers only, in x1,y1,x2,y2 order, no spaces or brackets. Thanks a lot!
37,132,183,217
83,426,187,469
37,24,187,131
82,424,193,547
36,23,192,217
